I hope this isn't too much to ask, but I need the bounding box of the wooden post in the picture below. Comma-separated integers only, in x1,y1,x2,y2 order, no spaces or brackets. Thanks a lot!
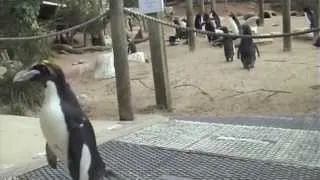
110,0,134,121
282,0,291,52
143,18,149,32
186,0,196,51
200,0,205,14
147,13,172,110
315,0,320,39
224,0,228,11
211,0,216,11
258,0,264,26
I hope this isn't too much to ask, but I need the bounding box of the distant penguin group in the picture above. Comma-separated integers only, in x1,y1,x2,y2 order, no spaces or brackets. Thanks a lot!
169,18,189,45
169,10,261,70
202,13,218,43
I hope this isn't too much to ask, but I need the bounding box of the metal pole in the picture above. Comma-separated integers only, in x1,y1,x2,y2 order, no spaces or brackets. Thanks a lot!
186,0,196,51
110,0,134,121
282,0,291,52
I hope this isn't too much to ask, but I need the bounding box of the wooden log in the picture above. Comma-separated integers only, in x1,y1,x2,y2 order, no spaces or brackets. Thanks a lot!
110,0,134,121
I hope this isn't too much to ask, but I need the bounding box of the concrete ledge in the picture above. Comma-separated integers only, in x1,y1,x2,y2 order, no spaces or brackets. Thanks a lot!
0,114,169,178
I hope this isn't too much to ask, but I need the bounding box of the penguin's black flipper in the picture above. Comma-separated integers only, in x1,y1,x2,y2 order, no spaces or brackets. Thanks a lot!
45,143,57,169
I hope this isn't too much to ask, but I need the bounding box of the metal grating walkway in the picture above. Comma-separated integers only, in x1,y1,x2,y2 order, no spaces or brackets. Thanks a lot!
15,141,320,180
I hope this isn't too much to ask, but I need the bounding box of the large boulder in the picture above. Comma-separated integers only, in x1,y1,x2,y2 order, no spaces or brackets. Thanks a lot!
94,51,115,79
0,66,7,79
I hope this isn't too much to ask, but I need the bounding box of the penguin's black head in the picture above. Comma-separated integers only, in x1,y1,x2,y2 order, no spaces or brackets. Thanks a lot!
242,24,252,35
13,61,66,87
203,13,210,22
303,7,311,13
220,26,229,34
211,10,218,17
229,12,236,18
173,19,180,25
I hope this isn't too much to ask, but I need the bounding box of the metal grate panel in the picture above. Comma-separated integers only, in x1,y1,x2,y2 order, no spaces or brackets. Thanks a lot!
15,141,320,180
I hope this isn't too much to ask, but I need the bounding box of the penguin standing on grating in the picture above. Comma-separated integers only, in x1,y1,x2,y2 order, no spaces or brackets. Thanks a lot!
237,24,260,70
13,62,122,180
220,26,236,62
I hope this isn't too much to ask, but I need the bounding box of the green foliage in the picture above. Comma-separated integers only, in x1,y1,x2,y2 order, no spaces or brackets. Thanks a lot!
0,0,50,115
293,0,316,11
56,0,106,34
0,0,51,66
124,0,138,7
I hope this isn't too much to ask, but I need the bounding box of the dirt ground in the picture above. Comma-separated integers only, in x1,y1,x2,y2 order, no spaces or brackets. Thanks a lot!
54,4,320,120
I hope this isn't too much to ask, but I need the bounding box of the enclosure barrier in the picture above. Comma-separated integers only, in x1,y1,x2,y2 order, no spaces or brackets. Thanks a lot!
0,8,320,41
2,5,320,179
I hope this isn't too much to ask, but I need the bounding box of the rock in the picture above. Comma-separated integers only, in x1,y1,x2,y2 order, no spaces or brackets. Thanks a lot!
94,51,115,79
0,66,7,77
0,59,23,79
128,52,147,63
164,6,174,16
104,35,112,47
78,94,90,104
58,50,69,54
77,93,92,115
72,59,85,66
293,28,314,40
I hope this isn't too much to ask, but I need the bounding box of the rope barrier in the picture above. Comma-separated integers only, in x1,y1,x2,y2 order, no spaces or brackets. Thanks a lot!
0,10,110,41
0,7,318,41
123,8,320,39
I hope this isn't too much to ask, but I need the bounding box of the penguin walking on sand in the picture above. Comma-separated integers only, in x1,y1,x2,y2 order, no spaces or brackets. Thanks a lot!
195,13,203,31
13,62,122,180
237,24,260,70
209,10,221,29
303,7,316,29
220,26,236,62
229,13,242,35
201,13,217,44
127,35,137,54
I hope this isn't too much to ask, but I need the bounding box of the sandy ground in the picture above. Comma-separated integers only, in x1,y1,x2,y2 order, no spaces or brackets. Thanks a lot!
52,4,320,120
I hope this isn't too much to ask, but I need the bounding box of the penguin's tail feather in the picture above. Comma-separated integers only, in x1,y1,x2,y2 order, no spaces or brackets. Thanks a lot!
104,169,125,180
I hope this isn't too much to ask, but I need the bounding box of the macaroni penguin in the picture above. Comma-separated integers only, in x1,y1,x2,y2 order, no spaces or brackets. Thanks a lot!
13,62,122,180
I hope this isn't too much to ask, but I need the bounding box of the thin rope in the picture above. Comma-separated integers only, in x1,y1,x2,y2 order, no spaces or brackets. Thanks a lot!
124,8,320,39
0,10,110,41
0,7,318,41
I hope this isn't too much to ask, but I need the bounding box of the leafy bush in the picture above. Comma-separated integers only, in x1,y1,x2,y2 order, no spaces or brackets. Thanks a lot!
0,0,50,115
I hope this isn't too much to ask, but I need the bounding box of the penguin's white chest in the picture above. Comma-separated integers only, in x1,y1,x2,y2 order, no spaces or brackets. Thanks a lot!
40,81,69,169
227,17,239,35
